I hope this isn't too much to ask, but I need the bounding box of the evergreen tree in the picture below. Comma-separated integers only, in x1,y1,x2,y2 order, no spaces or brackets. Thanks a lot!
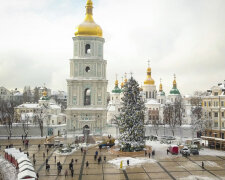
118,77,145,152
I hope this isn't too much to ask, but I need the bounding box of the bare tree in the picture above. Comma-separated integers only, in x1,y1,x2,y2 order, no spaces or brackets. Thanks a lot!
164,103,176,136
34,107,47,137
190,96,206,138
34,87,40,103
21,113,30,137
0,100,15,137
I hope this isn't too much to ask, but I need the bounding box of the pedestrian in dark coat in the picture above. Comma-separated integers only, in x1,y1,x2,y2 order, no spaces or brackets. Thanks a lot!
47,148,49,155
145,150,147,156
86,161,89,168
167,149,169,155
71,169,74,177
95,151,98,156
33,158,36,165
43,152,45,158
98,157,101,164
202,161,204,169
127,160,129,166
148,152,151,158
94,154,97,161
104,156,106,162
55,155,56,162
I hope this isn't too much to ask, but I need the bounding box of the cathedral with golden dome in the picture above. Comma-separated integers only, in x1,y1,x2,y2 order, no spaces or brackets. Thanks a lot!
66,0,108,132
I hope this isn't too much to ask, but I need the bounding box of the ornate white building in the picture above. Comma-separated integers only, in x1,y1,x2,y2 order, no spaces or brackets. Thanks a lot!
66,0,108,133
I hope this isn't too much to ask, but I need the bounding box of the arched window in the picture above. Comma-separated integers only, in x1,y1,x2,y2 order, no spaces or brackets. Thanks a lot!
85,44,91,54
84,88,91,105
149,91,151,98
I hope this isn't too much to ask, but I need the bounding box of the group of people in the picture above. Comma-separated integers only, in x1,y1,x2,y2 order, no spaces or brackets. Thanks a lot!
94,150,106,164
145,150,155,158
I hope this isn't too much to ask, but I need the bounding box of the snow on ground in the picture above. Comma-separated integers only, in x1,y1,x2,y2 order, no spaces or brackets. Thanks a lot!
200,148,225,156
0,156,17,180
179,175,216,180
54,143,97,155
145,140,170,159
108,157,156,169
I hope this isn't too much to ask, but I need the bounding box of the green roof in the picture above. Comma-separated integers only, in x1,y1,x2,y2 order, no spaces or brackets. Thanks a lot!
158,91,165,96
40,96,50,100
170,88,180,95
112,86,122,93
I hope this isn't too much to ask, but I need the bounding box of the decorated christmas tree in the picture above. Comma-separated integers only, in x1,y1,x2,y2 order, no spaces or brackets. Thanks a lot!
118,76,145,152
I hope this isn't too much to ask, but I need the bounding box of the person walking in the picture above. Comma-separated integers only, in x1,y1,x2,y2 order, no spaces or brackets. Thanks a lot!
104,156,106,162
95,151,98,156
86,161,89,168
167,149,169,155
33,158,36,166
36,173,39,179
202,161,204,169
55,155,56,163
47,148,49,155
127,160,129,166
98,157,101,164
38,144,40,150
148,152,151,158
27,152,29,157
65,169,68,178
33,154,35,159
71,169,74,177
43,152,45,158
145,150,147,157
94,154,97,161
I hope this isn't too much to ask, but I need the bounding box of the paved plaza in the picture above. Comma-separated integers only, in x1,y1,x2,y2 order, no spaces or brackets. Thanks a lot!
1,137,225,180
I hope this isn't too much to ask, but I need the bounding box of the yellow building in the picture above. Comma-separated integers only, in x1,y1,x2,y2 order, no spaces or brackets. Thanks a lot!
202,82,225,150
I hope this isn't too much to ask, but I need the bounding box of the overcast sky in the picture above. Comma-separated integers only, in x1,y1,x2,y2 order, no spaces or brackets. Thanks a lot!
0,0,224,95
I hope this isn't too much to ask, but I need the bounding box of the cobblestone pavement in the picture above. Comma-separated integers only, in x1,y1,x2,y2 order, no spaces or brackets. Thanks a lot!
1,138,225,180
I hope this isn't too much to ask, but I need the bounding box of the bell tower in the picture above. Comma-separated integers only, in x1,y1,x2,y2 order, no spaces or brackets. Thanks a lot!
66,0,108,133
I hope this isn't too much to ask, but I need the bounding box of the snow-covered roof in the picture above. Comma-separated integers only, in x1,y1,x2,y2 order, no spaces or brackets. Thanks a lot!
17,156,30,164
18,161,33,169
17,103,39,109
145,99,160,105
18,169,36,179
19,164,34,173
49,103,61,109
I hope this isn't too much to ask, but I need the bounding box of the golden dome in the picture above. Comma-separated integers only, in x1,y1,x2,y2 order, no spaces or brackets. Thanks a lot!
115,79,118,86
42,90,47,97
75,0,102,37
159,83,162,91
144,67,155,85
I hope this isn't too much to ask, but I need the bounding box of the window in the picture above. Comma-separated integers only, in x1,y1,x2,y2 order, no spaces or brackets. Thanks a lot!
221,101,224,107
209,101,211,106
204,102,206,106
85,66,90,72
85,44,91,54
84,88,91,106
214,92,218,96
214,112,218,117
214,122,218,127
222,112,224,117
209,112,211,117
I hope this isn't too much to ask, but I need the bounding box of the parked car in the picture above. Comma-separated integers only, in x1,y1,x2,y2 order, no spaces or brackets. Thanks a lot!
168,145,179,155
190,145,199,155
180,147,190,156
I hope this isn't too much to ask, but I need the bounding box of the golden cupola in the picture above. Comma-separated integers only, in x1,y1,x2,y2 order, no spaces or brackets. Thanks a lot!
121,77,124,88
144,66,155,85
75,0,103,37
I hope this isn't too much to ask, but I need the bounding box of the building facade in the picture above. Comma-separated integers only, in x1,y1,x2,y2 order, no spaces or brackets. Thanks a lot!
66,0,108,133
202,82,225,139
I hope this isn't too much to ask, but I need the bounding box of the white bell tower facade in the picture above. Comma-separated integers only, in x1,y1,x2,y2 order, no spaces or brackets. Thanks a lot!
66,0,108,133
